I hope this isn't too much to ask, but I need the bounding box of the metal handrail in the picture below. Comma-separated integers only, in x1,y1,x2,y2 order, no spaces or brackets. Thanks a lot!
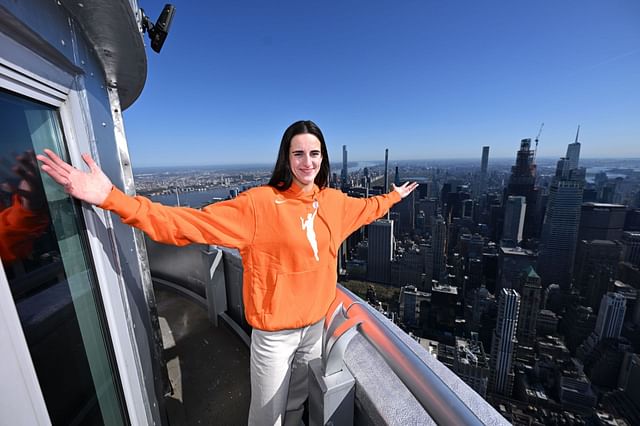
147,241,490,424
333,284,484,426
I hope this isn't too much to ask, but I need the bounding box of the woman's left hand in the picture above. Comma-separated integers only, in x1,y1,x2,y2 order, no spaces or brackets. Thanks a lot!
392,181,419,199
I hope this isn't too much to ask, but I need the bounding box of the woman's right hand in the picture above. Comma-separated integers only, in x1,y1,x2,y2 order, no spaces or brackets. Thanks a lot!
37,149,113,206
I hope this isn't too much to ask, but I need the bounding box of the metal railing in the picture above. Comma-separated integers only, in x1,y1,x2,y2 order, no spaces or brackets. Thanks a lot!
330,286,484,425
146,239,507,425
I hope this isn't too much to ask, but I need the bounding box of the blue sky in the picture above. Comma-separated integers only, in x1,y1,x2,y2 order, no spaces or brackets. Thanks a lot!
124,1,640,167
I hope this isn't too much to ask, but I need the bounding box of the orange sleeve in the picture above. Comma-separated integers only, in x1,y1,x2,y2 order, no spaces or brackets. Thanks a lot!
339,190,402,240
99,187,256,249
0,195,50,263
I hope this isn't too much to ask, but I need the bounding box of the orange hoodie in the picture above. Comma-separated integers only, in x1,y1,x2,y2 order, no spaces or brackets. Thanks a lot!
100,183,401,331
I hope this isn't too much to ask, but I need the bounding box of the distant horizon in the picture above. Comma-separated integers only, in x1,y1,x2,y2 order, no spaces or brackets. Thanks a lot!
133,156,640,171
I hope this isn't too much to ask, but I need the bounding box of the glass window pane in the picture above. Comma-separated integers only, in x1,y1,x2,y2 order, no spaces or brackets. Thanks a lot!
0,88,127,425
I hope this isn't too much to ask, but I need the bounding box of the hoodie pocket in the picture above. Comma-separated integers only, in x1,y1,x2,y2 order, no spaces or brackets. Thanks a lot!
267,267,332,325
271,269,315,311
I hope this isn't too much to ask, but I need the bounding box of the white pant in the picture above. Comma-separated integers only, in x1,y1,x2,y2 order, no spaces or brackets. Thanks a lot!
248,320,323,426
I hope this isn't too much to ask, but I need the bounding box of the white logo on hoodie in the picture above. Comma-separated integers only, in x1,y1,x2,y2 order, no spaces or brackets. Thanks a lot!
301,204,320,261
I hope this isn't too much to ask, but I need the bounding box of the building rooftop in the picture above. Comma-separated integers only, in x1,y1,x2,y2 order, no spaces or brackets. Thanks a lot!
582,202,627,209
500,246,536,256
432,283,459,295
455,337,488,368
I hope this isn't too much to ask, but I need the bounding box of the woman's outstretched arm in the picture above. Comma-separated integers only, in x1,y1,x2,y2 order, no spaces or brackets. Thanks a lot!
338,181,418,240
37,149,113,206
37,149,255,248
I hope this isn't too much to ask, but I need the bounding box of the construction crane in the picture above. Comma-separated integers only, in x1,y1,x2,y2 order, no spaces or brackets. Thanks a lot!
533,122,544,163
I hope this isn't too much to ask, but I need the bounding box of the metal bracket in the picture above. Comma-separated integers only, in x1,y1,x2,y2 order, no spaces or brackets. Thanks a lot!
322,302,362,376
203,247,226,327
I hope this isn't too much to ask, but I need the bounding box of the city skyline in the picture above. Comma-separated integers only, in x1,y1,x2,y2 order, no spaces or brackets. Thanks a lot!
126,0,640,167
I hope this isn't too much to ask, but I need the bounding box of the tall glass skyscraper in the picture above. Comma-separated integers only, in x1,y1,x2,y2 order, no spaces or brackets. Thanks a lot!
539,141,585,289
431,215,447,282
502,196,526,246
367,219,394,284
341,144,348,190
489,288,520,397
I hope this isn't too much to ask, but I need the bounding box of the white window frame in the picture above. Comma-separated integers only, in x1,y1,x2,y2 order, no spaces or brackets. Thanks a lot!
0,28,154,426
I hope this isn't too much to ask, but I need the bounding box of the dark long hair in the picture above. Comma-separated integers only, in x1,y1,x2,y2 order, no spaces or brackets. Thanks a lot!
268,120,330,190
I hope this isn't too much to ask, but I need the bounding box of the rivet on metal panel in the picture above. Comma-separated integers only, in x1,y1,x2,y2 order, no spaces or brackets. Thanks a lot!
78,3,84,8
101,122,107,127
61,39,65,46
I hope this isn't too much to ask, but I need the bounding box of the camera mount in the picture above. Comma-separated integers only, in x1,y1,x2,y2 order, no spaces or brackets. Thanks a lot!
141,4,176,53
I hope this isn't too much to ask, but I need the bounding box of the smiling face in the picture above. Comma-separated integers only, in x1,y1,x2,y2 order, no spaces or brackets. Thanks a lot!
289,133,322,192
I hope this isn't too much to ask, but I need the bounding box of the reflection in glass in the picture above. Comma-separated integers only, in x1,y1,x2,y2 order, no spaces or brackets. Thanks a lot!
0,89,127,425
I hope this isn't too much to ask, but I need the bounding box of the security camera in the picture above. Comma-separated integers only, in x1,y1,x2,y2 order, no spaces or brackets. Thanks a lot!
141,4,176,53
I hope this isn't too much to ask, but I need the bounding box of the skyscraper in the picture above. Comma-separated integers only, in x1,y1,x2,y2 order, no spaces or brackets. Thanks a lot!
539,142,585,289
566,126,581,171
578,202,627,241
502,196,526,246
367,219,394,283
594,292,626,340
481,146,489,175
576,291,627,363
489,288,521,397
341,144,348,189
516,267,542,348
363,166,370,190
478,146,490,198
431,215,447,283
384,148,389,193
505,139,539,240
392,190,416,234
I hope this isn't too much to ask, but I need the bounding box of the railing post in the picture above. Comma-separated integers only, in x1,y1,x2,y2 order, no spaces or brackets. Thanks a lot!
202,246,227,327
309,303,360,426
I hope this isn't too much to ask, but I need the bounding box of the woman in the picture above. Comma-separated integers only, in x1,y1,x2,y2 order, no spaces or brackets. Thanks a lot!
38,120,417,425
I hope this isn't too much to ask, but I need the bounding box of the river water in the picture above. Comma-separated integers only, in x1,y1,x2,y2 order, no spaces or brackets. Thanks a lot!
149,187,238,207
